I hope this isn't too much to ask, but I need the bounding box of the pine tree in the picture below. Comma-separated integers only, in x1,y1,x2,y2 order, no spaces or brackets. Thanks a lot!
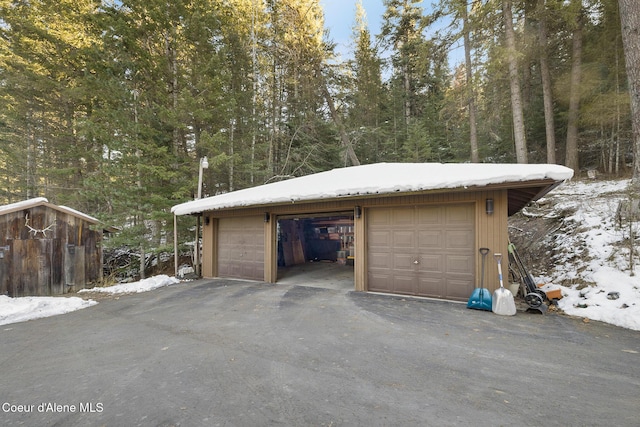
347,1,386,162
0,0,103,204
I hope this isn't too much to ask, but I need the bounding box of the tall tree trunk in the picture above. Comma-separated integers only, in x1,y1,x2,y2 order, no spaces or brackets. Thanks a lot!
320,75,361,166
503,0,528,163
403,61,411,127
26,110,37,199
565,3,583,173
166,30,179,157
462,2,479,163
229,118,235,191
538,0,556,164
251,1,258,185
619,0,640,187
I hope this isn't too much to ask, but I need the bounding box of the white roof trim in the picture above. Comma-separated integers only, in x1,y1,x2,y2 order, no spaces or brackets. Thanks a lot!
171,162,574,216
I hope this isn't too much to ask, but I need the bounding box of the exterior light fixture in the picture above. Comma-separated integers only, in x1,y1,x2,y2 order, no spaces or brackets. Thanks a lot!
355,206,362,219
486,198,494,215
264,212,270,223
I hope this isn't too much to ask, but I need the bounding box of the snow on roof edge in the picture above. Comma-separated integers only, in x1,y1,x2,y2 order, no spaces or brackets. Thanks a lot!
171,163,575,216
57,205,99,223
0,197,99,224
0,197,49,215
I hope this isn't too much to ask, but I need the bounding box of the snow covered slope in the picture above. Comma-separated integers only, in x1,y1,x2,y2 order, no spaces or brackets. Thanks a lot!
515,178,640,331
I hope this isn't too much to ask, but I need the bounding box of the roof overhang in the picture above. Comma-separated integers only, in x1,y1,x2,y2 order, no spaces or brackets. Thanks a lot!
507,179,564,216
171,163,574,217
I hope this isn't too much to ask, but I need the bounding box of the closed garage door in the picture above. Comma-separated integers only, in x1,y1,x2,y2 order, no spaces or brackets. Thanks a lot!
217,216,264,281
367,204,475,301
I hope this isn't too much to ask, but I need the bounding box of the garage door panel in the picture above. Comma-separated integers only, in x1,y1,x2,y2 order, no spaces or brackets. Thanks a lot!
369,209,392,225
392,207,415,225
393,276,416,294
417,230,442,249
393,231,415,248
417,277,443,298
393,253,415,270
417,206,441,224
218,216,264,281
368,273,392,292
446,230,474,249
447,255,474,274
446,205,474,224
370,252,392,269
368,204,474,301
369,230,391,247
418,254,443,274
446,278,473,299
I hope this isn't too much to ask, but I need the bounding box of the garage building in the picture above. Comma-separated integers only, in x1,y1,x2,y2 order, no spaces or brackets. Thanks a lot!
172,163,573,301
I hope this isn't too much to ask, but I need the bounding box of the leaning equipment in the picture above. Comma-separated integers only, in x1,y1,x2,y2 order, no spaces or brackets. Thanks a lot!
508,242,548,314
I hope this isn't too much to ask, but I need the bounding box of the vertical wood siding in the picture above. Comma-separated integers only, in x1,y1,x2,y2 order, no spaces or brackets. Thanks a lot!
0,205,103,296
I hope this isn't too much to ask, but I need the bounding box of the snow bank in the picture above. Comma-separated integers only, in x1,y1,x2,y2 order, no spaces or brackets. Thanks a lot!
79,274,180,294
0,276,181,326
0,296,97,326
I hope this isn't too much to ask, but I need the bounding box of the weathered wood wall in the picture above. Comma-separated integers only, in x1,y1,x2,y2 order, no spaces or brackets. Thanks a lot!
0,205,103,297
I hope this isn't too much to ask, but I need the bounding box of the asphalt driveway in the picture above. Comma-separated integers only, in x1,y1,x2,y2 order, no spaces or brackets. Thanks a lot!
1,278,639,426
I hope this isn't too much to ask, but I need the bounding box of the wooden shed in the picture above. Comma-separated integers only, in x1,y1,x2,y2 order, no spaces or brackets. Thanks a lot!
0,198,103,297
172,163,573,302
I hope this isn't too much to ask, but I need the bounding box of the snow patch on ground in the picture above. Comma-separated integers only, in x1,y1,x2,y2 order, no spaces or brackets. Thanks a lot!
1,275,180,326
0,296,97,326
79,274,180,294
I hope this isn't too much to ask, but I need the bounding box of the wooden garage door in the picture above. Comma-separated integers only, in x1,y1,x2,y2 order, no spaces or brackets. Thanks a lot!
367,204,475,301
217,216,264,281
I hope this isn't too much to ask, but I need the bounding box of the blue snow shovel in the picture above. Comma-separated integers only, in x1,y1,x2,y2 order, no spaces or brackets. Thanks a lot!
467,248,492,311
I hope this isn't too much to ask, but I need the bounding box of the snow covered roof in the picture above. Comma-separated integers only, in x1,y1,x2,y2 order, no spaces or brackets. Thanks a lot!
0,197,99,224
0,197,49,215
171,162,574,216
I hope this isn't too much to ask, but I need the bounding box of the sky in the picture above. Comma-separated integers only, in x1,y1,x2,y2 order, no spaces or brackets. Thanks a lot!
321,0,373,54
2,176,640,331
320,0,463,64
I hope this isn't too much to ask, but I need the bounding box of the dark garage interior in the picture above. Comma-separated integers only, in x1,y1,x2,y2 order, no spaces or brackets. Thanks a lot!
277,213,354,288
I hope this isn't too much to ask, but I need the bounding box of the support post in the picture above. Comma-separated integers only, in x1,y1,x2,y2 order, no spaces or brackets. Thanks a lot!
174,214,179,278
195,215,201,277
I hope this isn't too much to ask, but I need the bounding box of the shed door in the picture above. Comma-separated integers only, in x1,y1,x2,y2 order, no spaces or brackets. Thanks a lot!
12,239,53,296
63,245,85,293
367,204,475,301
217,216,264,281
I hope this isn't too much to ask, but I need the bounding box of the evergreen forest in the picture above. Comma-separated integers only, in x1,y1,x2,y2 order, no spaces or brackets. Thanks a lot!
1,0,639,275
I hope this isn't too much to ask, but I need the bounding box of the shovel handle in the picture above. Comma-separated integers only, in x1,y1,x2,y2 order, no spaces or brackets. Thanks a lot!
494,253,504,288
479,247,490,256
